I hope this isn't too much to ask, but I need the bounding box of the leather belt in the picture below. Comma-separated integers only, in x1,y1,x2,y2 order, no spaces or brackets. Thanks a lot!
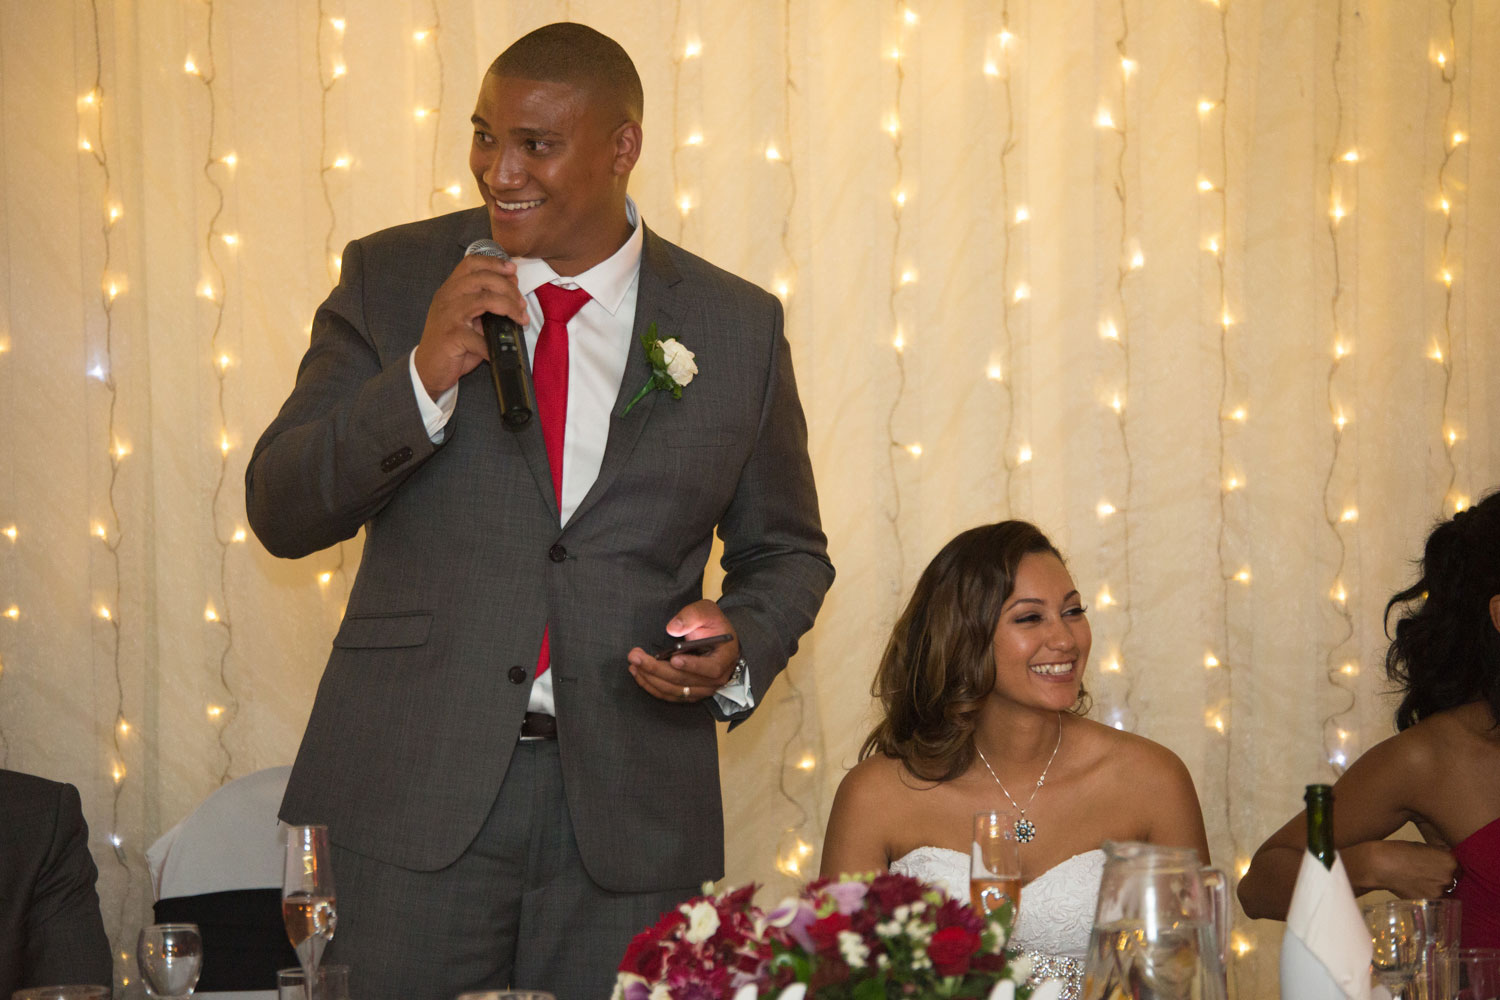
519,712,557,740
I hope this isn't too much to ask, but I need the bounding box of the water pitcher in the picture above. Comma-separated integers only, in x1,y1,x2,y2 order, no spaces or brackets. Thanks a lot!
1081,841,1230,1000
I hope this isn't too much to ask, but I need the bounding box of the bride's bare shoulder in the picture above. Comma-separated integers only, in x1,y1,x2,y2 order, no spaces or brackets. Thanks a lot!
1072,717,1195,785
834,752,943,803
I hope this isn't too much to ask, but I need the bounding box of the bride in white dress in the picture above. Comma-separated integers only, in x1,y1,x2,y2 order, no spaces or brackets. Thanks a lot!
820,521,1211,1000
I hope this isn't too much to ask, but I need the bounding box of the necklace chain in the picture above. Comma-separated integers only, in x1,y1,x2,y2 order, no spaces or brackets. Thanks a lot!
974,712,1063,844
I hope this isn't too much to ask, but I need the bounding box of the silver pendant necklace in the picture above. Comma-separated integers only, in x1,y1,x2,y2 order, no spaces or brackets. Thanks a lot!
974,712,1063,844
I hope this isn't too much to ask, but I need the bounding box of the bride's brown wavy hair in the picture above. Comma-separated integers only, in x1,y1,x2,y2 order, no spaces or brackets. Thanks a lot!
860,520,1086,782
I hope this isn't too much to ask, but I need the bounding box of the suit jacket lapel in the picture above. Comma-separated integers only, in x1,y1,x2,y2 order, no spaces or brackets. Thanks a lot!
566,227,684,527
453,213,560,518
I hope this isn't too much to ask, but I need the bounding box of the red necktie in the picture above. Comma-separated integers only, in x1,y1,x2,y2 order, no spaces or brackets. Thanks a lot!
530,282,591,678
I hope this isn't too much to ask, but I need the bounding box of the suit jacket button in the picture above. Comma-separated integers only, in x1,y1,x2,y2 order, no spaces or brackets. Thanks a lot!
380,446,413,473
548,543,567,563
507,665,527,684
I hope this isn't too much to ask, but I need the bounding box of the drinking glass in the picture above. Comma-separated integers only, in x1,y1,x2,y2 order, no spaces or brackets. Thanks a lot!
1363,899,1429,1000
970,810,1022,919
277,965,350,1000
282,825,337,1000
1411,899,1463,1000
11,987,112,1000
137,923,203,1000
1445,949,1500,1000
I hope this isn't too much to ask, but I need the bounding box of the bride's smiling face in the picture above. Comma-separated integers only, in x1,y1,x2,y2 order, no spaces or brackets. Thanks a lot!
989,552,1091,711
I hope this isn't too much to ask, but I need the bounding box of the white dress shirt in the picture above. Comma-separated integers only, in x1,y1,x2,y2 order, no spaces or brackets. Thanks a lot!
407,199,750,718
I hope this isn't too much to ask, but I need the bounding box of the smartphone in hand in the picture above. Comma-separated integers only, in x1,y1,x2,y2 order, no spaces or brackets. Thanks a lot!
653,633,733,661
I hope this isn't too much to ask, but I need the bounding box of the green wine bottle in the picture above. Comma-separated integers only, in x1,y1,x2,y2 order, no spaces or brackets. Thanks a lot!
1304,783,1335,870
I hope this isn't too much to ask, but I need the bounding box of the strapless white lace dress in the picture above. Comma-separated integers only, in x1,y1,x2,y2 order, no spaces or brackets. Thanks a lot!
890,846,1104,1000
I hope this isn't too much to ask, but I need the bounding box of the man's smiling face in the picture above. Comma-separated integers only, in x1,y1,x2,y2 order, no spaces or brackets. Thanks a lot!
468,74,639,276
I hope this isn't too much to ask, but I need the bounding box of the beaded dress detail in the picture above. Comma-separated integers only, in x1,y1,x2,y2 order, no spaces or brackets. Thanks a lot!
890,846,1105,1000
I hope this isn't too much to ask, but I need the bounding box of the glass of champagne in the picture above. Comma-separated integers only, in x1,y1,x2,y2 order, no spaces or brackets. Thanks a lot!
971,810,1022,919
137,923,203,1000
282,824,337,1000
1363,899,1429,1000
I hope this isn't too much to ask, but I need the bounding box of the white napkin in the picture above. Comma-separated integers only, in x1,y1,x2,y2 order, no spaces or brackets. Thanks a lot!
1281,850,1373,1000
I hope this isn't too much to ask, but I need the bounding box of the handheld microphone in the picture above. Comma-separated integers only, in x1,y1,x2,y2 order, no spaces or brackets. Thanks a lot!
464,238,533,431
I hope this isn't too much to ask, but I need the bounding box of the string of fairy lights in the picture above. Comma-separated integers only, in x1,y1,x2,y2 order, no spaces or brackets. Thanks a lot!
767,0,820,885
186,0,242,784
883,4,917,598
671,3,702,245
317,7,353,600
1319,0,1360,784
418,4,448,217
79,1,137,987
1091,0,1138,734
985,3,1024,518
1197,0,1254,968
1433,0,1469,515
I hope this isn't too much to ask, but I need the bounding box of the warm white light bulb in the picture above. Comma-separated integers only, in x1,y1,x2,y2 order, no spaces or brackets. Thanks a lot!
1198,177,1216,192
329,17,345,31
332,63,347,79
677,194,692,215
1340,507,1358,522
893,189,907,208
1204,653,1220,669
184,57,199,75
1017,444,1033,464
1097,587,1115,607
983,61,1000,77
446,183,462,198
232,527,246,543
1234,567,1251,584
683,39,702,59
1229,407,1247,422
986,364,1003,381
413,29,429,42
1121,57,1136,77
1341,149,1360,163
204,606,218,622
1014,206,1029,223
221,153,238,167
2,526,16,542
333,155,350,169
1096,109,1116,129
903,8,918,25
765,144,782,161
221,233,238,246
1100,320,1120,341
1198,99,1216,114
318,571,333,585
1097,500,1116,518
685,132,703,146
899,269,917,285
1012,283,1030,302
906,443,923,457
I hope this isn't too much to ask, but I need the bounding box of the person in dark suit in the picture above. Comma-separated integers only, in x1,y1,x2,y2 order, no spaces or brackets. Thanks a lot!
245,22,832,1000
0,770,113,997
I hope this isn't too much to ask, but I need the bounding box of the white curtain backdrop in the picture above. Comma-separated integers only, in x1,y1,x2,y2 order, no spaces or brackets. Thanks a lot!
2,1,1497,996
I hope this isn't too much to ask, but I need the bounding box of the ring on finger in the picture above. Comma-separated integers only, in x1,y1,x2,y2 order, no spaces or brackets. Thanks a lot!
681,685,691,701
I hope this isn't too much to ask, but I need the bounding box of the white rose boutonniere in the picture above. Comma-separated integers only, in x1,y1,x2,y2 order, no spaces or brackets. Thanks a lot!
623,323,697,415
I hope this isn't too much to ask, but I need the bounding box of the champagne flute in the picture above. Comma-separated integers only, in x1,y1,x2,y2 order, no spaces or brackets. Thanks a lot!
971,810,1022,919
1447,948,1500,1000
1363,899,1428,1000
137,923,203,1000
282,824,337,1000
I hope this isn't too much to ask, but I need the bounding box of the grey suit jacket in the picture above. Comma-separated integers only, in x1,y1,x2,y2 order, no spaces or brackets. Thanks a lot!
0,771,113,996
246,208,832,892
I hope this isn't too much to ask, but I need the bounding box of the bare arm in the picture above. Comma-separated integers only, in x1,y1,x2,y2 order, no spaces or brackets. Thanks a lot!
821,760,898,881
1237,731,1458,919
1142,745,1213,865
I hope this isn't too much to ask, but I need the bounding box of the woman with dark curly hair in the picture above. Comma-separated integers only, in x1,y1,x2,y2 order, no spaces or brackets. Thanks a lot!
1239,491,1500,947
820,521,1210,996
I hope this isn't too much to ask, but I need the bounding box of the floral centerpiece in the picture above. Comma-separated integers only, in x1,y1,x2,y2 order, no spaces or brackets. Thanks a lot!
614,872,1061,1000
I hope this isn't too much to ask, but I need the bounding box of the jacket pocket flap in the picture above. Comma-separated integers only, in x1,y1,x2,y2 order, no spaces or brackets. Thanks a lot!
333,612,433,649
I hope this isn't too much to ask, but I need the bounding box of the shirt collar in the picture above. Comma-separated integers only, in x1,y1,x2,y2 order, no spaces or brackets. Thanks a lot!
514,197,643,316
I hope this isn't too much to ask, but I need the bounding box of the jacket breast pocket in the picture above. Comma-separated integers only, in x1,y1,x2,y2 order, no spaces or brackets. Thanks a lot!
332,612,433,649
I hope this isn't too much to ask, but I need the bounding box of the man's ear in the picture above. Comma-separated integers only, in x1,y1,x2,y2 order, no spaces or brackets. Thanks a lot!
612,121,643,176
1489,594,1500,634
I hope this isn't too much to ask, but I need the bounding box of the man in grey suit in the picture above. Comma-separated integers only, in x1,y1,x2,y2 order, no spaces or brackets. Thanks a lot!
0,770,113,996
246,22,832,1000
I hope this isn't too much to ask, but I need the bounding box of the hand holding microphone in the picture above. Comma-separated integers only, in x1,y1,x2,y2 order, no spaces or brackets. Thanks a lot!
410,239,532,429
464,239,533,430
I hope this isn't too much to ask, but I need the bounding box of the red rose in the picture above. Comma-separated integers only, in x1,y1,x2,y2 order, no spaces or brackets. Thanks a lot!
807,911,853,953
928,925,981,977
618,932,667,980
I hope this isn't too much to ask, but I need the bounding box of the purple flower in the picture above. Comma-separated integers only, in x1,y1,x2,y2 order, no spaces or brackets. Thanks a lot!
824,880,870,916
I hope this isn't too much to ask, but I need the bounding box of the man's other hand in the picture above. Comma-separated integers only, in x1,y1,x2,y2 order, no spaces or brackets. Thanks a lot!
627,599,740,703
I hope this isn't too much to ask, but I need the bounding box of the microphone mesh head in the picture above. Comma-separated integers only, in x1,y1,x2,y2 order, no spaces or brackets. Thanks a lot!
465,238,510,261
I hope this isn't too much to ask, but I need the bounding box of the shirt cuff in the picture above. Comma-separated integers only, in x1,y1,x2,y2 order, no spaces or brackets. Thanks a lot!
409,349,457,443
712,658,754,715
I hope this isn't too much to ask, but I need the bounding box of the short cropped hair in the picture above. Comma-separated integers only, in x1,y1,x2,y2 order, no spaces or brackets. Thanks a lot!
489,23,644,124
